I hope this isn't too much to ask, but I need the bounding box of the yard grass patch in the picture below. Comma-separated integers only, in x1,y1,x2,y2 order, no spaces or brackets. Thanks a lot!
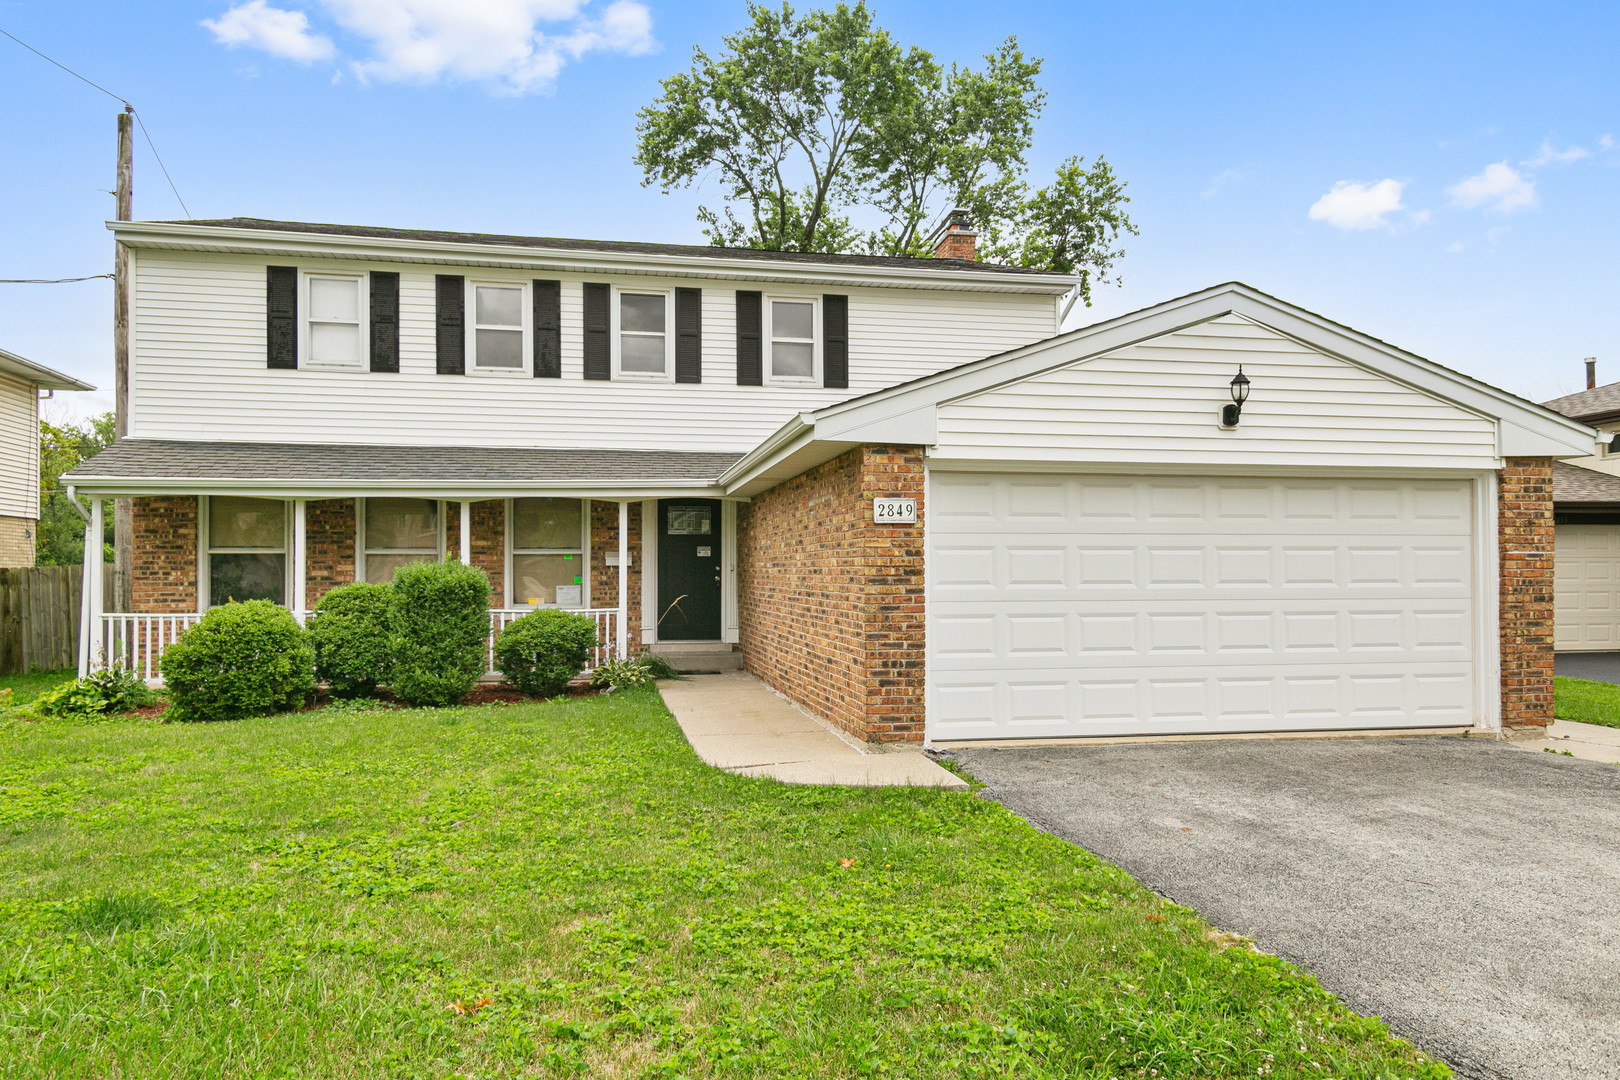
0,688,1447,1078
0,668,75,707
1553,676,1620,729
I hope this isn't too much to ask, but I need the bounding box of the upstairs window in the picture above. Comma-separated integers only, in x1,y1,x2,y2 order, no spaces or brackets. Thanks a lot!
768,297,817,382
206,496,286,607
361,498,441,583
306,274,364,369
510,498,585,607
616,290,671,378
473,283,525,371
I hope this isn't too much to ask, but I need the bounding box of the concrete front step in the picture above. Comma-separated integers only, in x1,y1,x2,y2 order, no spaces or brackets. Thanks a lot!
647,641,743,673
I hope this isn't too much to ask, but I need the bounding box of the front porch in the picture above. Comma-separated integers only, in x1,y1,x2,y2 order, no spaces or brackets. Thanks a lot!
63,439,748,683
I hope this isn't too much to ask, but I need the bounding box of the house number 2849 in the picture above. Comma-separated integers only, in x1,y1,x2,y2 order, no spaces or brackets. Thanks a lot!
873,497,917,524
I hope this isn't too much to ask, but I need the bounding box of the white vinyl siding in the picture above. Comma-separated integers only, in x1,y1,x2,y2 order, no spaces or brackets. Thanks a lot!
128,252,1058,451
927,472,1479,740
1554,524,1620,651
933,314,1501,471
0,372,39,518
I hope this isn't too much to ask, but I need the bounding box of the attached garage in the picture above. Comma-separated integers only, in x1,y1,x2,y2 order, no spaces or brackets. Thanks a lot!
1550,462,1620,651
927,472,1479,739
728,284,1598,743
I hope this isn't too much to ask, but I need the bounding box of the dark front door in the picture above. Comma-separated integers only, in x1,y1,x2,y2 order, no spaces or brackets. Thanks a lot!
657,499,722,641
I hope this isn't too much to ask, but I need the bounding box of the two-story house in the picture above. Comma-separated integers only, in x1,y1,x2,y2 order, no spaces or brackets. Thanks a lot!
66,216,1594,743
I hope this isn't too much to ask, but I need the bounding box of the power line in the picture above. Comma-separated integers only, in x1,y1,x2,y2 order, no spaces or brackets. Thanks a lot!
0,275,115,284
0,179,115,194
0,27,192,218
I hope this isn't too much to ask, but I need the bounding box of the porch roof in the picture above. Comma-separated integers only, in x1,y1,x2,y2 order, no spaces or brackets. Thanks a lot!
64,438,743,499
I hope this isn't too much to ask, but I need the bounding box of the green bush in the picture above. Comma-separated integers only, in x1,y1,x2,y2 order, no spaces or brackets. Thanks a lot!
389,560,492,707
31,666,156,719
159,600,315,722
309,582,394,697
589,656,656,691
495,609,600,697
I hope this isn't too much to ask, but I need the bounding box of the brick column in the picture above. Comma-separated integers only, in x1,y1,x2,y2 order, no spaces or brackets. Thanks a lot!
1498,458,1555,733
131,496,198,613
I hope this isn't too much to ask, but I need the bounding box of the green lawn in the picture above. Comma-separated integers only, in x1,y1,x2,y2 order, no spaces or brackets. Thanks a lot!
0,689,1447,1079
1553,675,1620,728
0,668,76,707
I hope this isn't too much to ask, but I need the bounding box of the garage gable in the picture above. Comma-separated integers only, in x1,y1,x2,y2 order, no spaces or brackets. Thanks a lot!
933,313,1499,470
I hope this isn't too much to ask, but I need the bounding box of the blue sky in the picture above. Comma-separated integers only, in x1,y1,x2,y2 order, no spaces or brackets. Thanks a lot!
2,0,1616,422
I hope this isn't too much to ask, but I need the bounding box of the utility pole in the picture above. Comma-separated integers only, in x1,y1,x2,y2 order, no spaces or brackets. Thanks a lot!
113,106,133,613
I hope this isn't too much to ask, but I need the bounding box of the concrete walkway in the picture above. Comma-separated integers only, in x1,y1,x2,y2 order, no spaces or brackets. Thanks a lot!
1517,717,1620,764
659,671,967,789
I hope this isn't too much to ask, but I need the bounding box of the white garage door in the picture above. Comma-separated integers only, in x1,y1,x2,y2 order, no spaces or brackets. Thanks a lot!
927,473,1477,740
1554,524,1620,651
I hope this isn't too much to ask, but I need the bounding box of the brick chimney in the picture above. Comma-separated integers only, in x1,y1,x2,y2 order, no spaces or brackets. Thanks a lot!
926,208,977,261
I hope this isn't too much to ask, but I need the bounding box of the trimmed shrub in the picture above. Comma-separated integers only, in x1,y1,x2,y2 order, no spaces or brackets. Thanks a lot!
389,560,492,707
309,581,394,697
495,609,600,697
159,600,315,722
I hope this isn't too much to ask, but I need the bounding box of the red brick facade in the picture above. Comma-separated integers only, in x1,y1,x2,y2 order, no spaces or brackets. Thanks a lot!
305,499,355,607
737,445,926,743
1498,458,1555,731
589,499,643,654
132,496,199,613
445,500,506,608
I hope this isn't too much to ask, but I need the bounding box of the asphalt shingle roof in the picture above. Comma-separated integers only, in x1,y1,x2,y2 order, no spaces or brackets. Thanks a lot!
64,439,742,484
1542,383,1620,424
1552,461,1620,506
167,218,1059,277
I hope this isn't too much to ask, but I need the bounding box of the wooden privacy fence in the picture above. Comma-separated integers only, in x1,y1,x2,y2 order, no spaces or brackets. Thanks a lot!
0,565,114,676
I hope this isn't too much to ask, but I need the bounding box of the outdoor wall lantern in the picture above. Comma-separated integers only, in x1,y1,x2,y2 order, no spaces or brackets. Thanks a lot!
1221,366,1251,428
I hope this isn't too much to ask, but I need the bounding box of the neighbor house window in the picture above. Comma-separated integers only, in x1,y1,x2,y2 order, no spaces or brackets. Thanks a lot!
472,283,525,371
768,297,816,381
362,498,441,583
616,290,670,377
510,498,585,607
206,495,287,607
306,274,364,368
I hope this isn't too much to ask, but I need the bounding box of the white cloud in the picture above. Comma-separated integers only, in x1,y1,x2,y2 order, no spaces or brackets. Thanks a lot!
203,0,656,93
1600,134,1615,151
1447,162,1537,213
1307,179,1406,230
1200,167,1247,199
204,0,335,61
1522,140,1590,167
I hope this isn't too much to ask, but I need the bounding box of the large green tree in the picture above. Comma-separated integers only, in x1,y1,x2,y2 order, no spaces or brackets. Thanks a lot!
36,412,114,567
635,1,1136,302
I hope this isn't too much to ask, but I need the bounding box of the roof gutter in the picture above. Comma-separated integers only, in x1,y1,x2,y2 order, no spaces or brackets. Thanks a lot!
717,413,817,492
107,221,1078,295
60,475,736,501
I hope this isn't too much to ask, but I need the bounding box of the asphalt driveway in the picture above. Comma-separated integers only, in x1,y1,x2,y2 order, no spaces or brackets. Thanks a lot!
951,737,1620,1080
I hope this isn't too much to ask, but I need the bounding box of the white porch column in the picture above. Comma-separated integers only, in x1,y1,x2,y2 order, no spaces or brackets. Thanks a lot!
76,499,100,676
292,498,307,623
617,500,629,659
83,498,105,674
460,500,472,564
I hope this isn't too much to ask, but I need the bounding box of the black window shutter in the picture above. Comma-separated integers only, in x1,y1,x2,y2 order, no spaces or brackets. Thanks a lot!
435,274,465,375
823,294,849,389
675,287,702,383
369,271,399,373
735,290,762,386
583,282,611,380
534,279,561,378
266,265,297,369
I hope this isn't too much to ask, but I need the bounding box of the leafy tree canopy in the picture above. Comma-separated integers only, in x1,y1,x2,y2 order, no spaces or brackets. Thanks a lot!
36,412,113,567
635,1,1136,303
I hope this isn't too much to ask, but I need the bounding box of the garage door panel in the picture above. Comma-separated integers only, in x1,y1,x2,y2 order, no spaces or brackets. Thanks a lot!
928,473,1477,738
1555,524,1620,651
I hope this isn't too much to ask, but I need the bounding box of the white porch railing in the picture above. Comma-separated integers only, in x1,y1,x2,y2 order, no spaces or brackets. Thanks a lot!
90,607,621,685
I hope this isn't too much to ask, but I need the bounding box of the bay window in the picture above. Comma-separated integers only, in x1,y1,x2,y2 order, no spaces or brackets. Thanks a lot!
205,496,287,607
768,297,817,382
361,498,441,583
510,498,585,607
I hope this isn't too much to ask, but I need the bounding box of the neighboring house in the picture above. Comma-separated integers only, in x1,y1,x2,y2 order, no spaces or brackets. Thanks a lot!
0,346,94,566
1539,372,1620,651
64,216,1596,743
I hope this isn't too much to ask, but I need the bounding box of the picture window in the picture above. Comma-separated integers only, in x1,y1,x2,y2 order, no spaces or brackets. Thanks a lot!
206,496,287,607
362,498,441,583
510,498,585,607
